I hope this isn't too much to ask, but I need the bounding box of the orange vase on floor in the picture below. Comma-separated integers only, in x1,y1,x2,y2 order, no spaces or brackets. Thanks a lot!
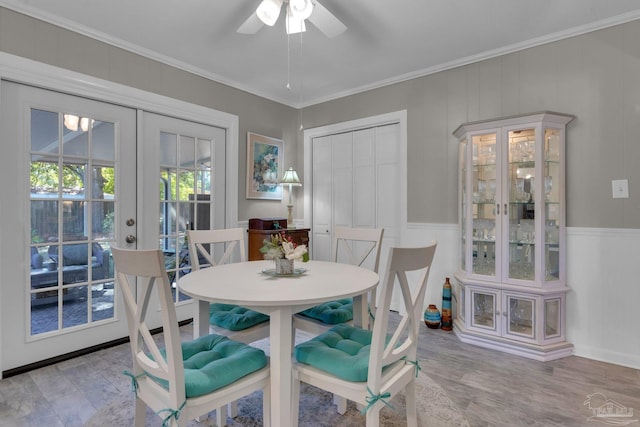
424,304,441,329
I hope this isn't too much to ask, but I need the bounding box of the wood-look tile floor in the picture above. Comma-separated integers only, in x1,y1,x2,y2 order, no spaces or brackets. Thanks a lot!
0,315,638,426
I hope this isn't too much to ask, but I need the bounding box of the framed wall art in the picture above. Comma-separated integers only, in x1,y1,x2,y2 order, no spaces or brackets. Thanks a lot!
246,132,283,200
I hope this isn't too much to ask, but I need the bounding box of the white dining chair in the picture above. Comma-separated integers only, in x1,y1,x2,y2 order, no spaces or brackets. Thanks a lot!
292,242,437,427
112,247,270,427
293,226,384,336
186,228,270,344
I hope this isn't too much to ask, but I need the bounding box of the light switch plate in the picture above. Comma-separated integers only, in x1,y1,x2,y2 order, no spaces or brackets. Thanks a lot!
612,179,629,198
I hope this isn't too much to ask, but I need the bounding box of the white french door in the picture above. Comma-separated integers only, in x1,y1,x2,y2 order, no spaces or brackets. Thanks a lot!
139,112,227,325
0,82,229,374
0,82,136,372
311,123,402,306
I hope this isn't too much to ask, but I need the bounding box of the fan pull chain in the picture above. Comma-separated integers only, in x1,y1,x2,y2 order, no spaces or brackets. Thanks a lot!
287,32,291,90
298,30,304,130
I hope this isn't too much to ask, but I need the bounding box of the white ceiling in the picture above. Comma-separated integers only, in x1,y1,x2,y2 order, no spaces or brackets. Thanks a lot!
2,0,640,108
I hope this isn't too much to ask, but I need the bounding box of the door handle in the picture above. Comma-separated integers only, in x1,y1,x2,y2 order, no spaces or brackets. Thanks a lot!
125,235,136,244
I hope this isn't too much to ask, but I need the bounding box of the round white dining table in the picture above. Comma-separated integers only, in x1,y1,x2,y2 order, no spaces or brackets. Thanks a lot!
178,259,379,427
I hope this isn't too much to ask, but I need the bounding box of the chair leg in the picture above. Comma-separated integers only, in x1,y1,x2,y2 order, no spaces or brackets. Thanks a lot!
263,384,271,427
405,379,418,427
134,397,146,427
216,404,228,426
365,406,381,427
229,401,238,418
334,394,347,415
291,372,300,427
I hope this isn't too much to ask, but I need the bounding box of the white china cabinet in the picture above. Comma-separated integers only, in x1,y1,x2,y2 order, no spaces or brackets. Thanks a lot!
453,112,574,361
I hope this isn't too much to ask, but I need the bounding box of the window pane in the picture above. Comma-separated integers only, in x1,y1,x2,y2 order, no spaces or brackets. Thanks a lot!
178,170,195,201
62,113,88,157
62,162,86,199
62,286,88,328
62,201,86,240
180,135,195,169
91,165,114,199
31,157,60,195
92,282,114,322
93,201,115,240
31,109,59,154
160,132,177,166
31,200,58,243
92,121,115,161
31,300,59,335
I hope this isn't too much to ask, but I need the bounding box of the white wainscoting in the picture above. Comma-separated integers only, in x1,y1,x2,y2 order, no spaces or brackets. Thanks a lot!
403,223,459,314
240,220,640,369
402,223,640,369
566,227,640,370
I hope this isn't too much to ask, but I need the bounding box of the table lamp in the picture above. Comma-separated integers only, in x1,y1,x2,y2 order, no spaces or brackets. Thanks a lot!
279,166,302,228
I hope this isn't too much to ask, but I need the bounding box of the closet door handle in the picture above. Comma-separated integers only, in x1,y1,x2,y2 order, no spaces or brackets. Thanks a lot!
496,204,500,215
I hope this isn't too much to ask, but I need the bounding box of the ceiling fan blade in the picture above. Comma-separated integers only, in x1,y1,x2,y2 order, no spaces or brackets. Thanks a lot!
237,12,265,34
307,0,346,38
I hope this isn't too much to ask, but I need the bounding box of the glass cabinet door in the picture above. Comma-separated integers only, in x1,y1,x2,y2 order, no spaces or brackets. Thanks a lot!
460,140,467,273
544,128,561,282
507,128,536,281
544,297,561,339
471,288,497,332
505,294,535,339
471,133,497,277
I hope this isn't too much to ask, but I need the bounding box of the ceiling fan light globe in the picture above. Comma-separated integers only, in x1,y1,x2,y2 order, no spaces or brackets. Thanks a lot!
286,7,306,34
289,0,313,20
256,0,283,26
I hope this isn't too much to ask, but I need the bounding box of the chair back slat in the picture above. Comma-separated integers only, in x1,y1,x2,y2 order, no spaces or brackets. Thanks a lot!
112,247,186,405
187,228,246,270
368,242,437,389
332,226,384,273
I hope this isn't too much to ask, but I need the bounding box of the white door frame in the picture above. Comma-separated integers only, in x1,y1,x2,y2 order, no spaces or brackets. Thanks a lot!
302,110,408,238
0,52,239,374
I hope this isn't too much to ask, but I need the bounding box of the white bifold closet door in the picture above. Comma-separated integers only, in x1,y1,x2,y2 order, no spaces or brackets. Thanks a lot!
311,123,401,309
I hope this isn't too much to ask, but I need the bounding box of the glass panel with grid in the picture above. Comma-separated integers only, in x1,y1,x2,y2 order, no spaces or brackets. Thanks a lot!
29,109,115,336
159,131,213,303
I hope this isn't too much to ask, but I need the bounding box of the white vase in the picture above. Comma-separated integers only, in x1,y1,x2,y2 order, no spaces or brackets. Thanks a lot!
275,258,294,275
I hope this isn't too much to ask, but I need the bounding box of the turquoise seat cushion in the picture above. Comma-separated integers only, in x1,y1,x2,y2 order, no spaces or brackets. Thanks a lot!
155,333,268,398
295,323,373,382
209,303,269,331
299,298,353,324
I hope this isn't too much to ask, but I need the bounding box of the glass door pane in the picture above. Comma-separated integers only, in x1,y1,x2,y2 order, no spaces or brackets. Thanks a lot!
471,133,497,277
30,109,116,336
544,298,561,338
506,294,535,338
159,132,213,303
471,290,496,330
460,140,467,273
507,128,536,281
544,128,561,281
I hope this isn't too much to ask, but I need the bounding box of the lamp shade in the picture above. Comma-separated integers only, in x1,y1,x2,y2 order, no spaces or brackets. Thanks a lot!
280,167,302,186
256,0,283,26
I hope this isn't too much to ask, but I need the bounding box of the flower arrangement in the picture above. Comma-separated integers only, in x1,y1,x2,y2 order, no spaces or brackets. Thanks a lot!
260,232,309,262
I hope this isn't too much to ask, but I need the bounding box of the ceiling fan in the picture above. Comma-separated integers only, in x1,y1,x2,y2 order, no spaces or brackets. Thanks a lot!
237,0,347,38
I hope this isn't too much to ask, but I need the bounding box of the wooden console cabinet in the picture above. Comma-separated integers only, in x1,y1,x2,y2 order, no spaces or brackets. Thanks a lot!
247,218,310,261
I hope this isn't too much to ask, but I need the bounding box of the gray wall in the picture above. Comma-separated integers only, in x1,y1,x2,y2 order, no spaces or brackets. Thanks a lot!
0,7,300,222
2,7,639,229
301,20,640,229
